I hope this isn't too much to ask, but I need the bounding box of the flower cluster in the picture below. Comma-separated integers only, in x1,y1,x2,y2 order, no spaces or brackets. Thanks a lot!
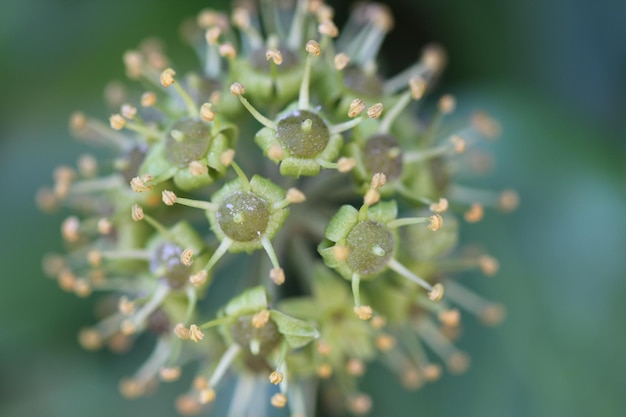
38,1,518,416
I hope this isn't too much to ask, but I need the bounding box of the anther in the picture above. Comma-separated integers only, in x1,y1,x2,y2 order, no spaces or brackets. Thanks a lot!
220,149,235,166
252,310,271,328
271,393,287,408
376,334,395,351
200,103,215,122
130,174,154,192
58,268,76,291
77,154,98,177
464,203,484,223
286,188,306,204
305,40,321,56
131,204,144,221
318,20,339,37
162,190,177,206
423,364,442,381
123,50,143,79
206,27,221,45
478,255,499,276
370,172,387,190
118,296,135,315
409,76,427,100
180,248,194,266
73,279,92,297
367,103,384,119
427,214,443,231
438,309,461,327
160,367,182,382
61,216,80,242
269,371,284,385
36,188,58,212
471,111,501,138
429,198,449,213
176,394,202,415
174,323,190,340
347,394,372,415
370,316,386,329
189,270,208,286
438,94,456,114
348,99,366,118
270,267,285,285
334,53,350,70
498,189,520,212
450,135,466,153
70,111,87,132
230,82,245,96
160,68,176,88
337,157,356,173
363,189,380,206
193,376,209,391
480,303,506,326
189,161,208,176
354,305,373,321
317,364,332,378
189,324,205,342
422,43,447,73
109,114,126,130
121,104,137,119
141,91,157,107
265,49,283,65
317,341,331,356
268,143,285,160
78,328,103,350
119,378,145,399
120,320,136,335
447,352,470,374
199,388,216,404
333,245,349,262
231,7,251,29
87,250,102,267
218,43,237,59
428,283,444,301
97,218,112,235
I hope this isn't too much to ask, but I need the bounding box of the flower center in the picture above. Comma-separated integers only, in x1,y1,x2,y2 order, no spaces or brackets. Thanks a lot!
363,133,404,181
217,191,270,242
165,118,212,166
346,220,395,275
276,110,330,158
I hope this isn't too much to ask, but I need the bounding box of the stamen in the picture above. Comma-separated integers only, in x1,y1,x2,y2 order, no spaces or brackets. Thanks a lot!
202,237,233,274
121,284,170,335
231,82,276,128
335,53,350,70
387,258,434,293
299,41,321,109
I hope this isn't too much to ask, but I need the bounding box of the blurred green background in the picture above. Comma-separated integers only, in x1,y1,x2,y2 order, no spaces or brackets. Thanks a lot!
1,0,624,416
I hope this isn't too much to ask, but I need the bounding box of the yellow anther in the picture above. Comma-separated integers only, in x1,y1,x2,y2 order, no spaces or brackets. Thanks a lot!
348,98,366,118
160,68,176,88
252,309,271,328
269,371,284,385
109,114,126,130
354,305,373,321
428,283,444,301
189,324,205,342
367,103,384,119
189,270,208,286
305,40,321,56
334,53,350,70
428,214,443,231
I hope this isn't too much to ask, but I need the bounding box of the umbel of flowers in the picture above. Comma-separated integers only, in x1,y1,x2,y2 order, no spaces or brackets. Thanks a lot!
38,1,517,416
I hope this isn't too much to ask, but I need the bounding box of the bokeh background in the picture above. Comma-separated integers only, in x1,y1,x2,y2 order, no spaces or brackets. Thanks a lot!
1,0,624,416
